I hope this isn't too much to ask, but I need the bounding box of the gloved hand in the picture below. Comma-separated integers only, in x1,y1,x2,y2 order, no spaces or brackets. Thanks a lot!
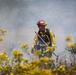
31,48,34,54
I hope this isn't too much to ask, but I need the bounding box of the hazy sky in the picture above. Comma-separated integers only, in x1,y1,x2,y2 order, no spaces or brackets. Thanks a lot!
0,0,76,58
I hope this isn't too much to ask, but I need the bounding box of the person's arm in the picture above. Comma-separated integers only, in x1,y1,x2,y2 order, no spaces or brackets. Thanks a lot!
32,34,38,48
49,30,56,47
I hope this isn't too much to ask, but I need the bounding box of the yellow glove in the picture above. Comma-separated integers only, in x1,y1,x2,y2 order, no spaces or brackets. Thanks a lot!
46,46,54,53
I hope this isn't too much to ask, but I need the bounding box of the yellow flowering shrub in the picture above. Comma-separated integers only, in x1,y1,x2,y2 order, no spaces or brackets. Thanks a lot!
0,53,8,60
0,32,76,75
67,42,74,47
20,43,29,49
58,65,65,72
31,59,40,66
0,37,4,41
30,68,52,75
40,56,49,63
19,64,31,71
0,28,6,42
23,58,28,63
0,49,76,75
65,35,71,41
9,73,14,75
12,50,23,56
52,65,66,75
0,28,6,35
65,36,76,54
12,50,23,63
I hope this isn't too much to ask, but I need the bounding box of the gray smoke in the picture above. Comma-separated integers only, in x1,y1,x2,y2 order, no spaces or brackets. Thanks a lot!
0,0,76,58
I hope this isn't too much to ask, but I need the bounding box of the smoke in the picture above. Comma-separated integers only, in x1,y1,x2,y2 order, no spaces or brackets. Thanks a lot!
0,0,76,58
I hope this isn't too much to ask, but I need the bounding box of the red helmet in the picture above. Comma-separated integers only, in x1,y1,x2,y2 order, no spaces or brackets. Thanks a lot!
37,20,47,26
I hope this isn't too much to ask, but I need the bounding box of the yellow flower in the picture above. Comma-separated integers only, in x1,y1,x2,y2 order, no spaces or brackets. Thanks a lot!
20,43,29,49
20,64,27,69
0,53,8,60
31,59,40,65
30,68,40,75
12,50,23,56
58,65,65,71
40,56,49,63
65,35,71,41
23,58,28,63
67,42,74,47
12,50,23,61
1,29,7,35
0,28,6,35
10,73,14,75
55,73,58,75
34,50,41,56
41,69,51,75
31,68,51,75
0,37,4,41
20,64,30,70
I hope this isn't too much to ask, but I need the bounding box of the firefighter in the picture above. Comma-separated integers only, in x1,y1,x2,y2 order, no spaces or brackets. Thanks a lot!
31,20,56,58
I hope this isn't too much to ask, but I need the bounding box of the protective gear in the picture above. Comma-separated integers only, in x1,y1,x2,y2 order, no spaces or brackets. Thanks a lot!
38,29,51,45
31,48,34,54
32,29,56,50
37,20,47,26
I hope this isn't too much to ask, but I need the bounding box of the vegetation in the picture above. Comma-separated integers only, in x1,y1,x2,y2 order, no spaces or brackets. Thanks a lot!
0,28,76,75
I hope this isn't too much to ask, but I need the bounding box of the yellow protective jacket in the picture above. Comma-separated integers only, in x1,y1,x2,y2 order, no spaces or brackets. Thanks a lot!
32,29,56,48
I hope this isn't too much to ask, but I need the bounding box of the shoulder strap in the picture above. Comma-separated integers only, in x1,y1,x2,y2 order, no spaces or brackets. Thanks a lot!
46,29,50,39
38,29,53,40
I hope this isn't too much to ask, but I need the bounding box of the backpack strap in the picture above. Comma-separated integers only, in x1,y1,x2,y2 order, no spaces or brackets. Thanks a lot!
38,28,51,40
45,29,50,40
46,29,55,46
